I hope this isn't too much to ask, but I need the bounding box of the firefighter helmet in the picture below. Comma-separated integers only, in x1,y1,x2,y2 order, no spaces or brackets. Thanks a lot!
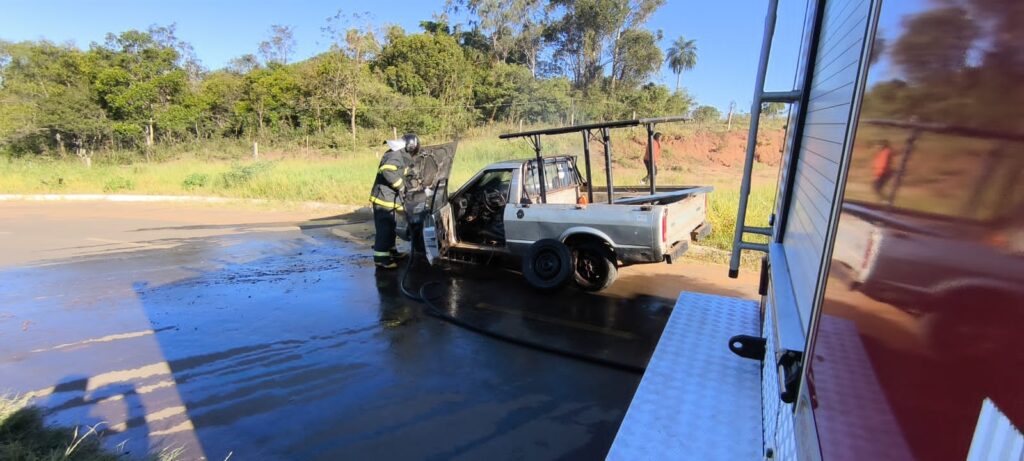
402,133,420,156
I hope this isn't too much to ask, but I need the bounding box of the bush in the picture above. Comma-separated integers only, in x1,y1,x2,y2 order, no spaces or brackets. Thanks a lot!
692,105,723,123
220,161,274,188
181,173,209,190
102,177,135,192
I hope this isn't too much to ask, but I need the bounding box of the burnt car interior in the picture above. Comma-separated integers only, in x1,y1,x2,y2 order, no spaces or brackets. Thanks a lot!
448,158,583,247
451,169,513,245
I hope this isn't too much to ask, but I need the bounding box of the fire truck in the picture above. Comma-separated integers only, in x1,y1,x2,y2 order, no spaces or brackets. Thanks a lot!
607,0,1023,459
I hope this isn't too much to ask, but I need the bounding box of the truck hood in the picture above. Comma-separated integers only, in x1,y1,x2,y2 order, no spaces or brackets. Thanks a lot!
415,141,458,190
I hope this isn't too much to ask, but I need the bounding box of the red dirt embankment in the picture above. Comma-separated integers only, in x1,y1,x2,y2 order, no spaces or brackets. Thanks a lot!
622,128,786,168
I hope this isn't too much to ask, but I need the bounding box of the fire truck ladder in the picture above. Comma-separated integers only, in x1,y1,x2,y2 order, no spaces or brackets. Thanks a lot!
729,0,821,278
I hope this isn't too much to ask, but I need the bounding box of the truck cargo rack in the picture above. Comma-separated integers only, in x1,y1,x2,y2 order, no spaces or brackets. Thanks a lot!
499,115,689,205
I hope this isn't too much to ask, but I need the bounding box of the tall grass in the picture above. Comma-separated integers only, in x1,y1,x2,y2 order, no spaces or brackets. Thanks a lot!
0,394,187,461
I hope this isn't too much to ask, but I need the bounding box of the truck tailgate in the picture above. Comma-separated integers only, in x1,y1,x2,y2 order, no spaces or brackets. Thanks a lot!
662,192,709,248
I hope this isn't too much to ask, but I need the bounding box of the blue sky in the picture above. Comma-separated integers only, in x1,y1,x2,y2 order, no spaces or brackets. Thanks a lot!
0,0,810,112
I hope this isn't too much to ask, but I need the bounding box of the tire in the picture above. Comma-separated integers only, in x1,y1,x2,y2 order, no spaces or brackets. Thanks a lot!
522,239,573,290
926,290,1019,361
571,241,618,292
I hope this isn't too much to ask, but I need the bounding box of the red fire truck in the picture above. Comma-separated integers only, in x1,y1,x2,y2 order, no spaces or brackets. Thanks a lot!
607,0,1023,459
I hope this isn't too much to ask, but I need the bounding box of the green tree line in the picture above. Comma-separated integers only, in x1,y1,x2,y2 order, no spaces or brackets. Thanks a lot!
860,0,1024,134
0,0,701,159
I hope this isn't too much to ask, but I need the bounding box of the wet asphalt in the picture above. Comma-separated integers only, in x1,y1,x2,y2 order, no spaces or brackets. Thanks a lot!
0,203,691,460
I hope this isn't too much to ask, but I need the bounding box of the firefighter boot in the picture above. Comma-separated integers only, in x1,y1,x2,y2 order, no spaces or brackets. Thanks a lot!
374,252,398,269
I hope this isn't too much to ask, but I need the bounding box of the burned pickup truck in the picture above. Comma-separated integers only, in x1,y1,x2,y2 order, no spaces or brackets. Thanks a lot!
407,117,712,291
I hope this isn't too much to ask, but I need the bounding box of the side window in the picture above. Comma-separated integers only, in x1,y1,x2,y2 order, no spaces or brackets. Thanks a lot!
521,159,580,203
545,163,559,191
544,160,578,191
475,170,513,195
523,164,539,201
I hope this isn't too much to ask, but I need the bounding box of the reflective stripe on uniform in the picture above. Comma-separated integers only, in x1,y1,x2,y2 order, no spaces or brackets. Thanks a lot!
391,178,403,189
369,196,404,210
373,251,391,257
379,164,399,172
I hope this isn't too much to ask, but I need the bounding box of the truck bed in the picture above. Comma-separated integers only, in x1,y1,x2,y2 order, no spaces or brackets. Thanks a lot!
591,185,711,205
504,185,712,266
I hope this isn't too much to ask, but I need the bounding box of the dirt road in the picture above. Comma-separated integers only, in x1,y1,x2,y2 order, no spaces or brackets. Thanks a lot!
0,201,757,460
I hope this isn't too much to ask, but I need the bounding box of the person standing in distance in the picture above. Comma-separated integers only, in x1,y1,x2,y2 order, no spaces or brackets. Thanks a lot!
641,132,662,185
370,133,420,269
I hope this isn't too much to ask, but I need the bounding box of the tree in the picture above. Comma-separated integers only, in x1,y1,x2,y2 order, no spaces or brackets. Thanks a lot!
307,52,375,143
619,83,692,118
446,0,546,73
195,70,245,136
0,40,108,159
892,7,976,83
373,32,474,132
611,29,663,89
546,0,665,91
666,36,697,93
761,102,785,117
322,11,382,143
472,61,531,122
258,25,296,65
240,64,302,137
692,105,720,122
228,54,260,74
606,0,664,91
1,13,700,157
90,28,189,153
861,0,1024,132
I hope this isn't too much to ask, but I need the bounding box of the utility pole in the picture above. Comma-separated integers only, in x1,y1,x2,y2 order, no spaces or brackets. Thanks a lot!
727,101,737,130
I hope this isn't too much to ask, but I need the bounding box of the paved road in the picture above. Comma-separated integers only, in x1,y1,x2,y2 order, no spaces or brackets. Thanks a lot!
0,201,757,460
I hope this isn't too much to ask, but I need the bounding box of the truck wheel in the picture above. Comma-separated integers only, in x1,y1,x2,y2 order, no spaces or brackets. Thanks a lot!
571,242,618,292
522,239,573,290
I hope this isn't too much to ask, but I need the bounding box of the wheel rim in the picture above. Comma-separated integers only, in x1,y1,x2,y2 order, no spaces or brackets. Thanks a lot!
534,249,562,280
575,251,606,285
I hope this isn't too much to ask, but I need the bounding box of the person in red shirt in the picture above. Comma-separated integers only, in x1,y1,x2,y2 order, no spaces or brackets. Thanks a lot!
642,132,662,185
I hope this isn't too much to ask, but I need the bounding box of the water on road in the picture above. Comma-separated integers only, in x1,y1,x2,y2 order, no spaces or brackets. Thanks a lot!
0,201,755,460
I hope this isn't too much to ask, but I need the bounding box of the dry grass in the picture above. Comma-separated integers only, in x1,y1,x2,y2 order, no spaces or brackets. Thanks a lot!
0,394,187,461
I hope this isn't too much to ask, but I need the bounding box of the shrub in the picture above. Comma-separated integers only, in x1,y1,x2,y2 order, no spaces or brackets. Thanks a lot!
102,177,135,192
181,173,209,190
220,161,274,188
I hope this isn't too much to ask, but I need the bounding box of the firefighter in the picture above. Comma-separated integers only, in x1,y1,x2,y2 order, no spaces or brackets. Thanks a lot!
370,133,420,269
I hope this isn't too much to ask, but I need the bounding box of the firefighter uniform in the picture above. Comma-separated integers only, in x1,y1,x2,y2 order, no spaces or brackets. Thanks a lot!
370,148,413,267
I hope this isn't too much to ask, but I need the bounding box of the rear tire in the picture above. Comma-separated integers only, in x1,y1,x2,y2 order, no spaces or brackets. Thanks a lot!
571,242,618,292
522,239,574,290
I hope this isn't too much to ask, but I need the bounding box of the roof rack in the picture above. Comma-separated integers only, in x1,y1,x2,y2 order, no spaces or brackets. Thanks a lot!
499,115,689,204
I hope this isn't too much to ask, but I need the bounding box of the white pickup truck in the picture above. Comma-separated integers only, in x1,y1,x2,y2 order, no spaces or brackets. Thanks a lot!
413,144,712,291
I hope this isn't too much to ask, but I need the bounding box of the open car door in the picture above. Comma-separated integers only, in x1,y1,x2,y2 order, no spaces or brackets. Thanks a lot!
414,142,457,264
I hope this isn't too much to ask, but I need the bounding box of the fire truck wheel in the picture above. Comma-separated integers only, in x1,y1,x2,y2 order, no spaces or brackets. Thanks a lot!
522,239,573,290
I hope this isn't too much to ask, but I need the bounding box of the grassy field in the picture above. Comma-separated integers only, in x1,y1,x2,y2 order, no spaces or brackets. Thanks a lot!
0,127,779,258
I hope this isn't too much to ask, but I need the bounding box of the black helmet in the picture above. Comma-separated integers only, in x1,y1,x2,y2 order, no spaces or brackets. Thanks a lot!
402,133,420,156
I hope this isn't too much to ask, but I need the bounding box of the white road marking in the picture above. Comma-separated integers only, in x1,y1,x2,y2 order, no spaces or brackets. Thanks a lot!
29,330,157,354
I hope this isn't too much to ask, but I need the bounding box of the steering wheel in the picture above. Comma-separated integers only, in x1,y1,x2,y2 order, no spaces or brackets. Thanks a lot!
482,188,507,214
